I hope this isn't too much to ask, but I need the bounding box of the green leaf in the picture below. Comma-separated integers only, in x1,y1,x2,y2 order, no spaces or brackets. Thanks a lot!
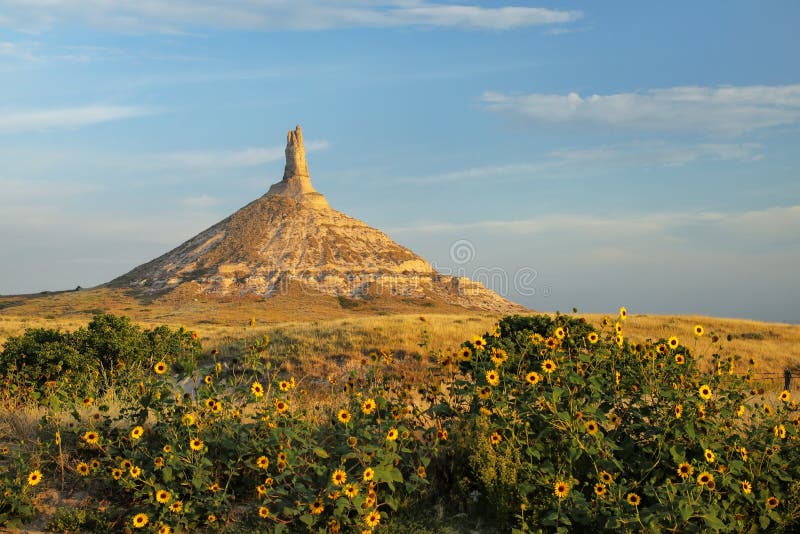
679,501,693,522
162,466,173,483
313,447,329,459
299,514,315,526
702,514,725,530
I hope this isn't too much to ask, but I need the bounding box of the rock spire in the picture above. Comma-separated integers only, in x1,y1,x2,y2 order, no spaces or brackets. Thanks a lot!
266,124,328,208
283,125,309,179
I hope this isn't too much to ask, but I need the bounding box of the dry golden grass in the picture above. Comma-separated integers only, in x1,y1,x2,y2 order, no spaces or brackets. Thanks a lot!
1,288,798,387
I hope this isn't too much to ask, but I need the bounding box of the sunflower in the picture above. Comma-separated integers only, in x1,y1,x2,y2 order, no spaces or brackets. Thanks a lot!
694,325,704,336
541,359,557,374
779,390,792,402
490,348,508,367
587,332,599,344
189,438,204,451
277,452,287,463
130,426,144,440
331,469,347,486
554,327,566,340
554,481,570,499
363,467,375,482
251,381,264,398
739,446,748,461
486,370,500,386
275,400,288,413
130,465,141,478
615,334,624,347
418,465,427,478
154,361,168,374
157,525,171,534
585,421,599,435
111,468,123,480
163,445,173,454
76,462,90,476
279,380,290,392
208,482,221,493
83,430,100,444
675,354,685,365
737,404,746,417
697,471,714,486
456,347,471,362
594,483,607,498
627,493,641,506
741,480,752,494
674,404,683,419
361,398,377,415
169,501,183,513
525,371,542,385
386,428,399,441
257,456,270,469
490,432,502,445
657,344,667,355
90,459,100,470
677,462,693,479
472,335,487,350
668,336,679,349
698,384,712,400
704,449,716,463
337,409,352,424
82,397,94,406
207,515,216,523
774,424,787,439
310,500,324,514
358,509,380,528
156,489,171,504
27,470,42,486
477,386,492,399
344,484,359,498
619,306,628,320
131,513,149,529
258,506,270,518
599,471,614,485
182,414,195,427
204,375,213,385
764,403,774,415
767,496,779,509
211,401,222,413
615,322,623,334
545,337,558,349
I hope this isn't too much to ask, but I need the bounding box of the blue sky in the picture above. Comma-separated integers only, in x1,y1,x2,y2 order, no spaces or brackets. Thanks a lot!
1,1,798,323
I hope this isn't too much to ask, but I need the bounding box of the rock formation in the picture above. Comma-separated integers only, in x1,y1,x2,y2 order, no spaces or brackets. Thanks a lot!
110,126,524,313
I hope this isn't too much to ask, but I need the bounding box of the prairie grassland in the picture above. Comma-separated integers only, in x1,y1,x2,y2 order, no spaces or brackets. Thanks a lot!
1,288,798,381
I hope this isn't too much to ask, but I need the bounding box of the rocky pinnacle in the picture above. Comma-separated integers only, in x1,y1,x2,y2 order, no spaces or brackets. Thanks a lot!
283,125,309,179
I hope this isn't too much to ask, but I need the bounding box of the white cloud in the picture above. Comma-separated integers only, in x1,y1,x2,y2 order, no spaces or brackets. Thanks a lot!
181,194,221,208
150,140,330,170
482,84,800,135
0,105,156,134
390,204,800,244
398,140,763,185
551,141,764,167
0,1,581,32
0,178,100,199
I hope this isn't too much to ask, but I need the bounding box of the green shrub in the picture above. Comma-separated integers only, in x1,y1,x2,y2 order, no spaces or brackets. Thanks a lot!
0,314,201,399
436,312,800,532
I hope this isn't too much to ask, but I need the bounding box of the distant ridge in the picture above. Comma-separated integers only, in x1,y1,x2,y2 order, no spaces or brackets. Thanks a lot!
110,126,525,313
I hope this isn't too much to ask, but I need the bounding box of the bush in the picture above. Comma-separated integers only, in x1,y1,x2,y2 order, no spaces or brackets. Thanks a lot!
0,314,201,399
436,312,800,532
